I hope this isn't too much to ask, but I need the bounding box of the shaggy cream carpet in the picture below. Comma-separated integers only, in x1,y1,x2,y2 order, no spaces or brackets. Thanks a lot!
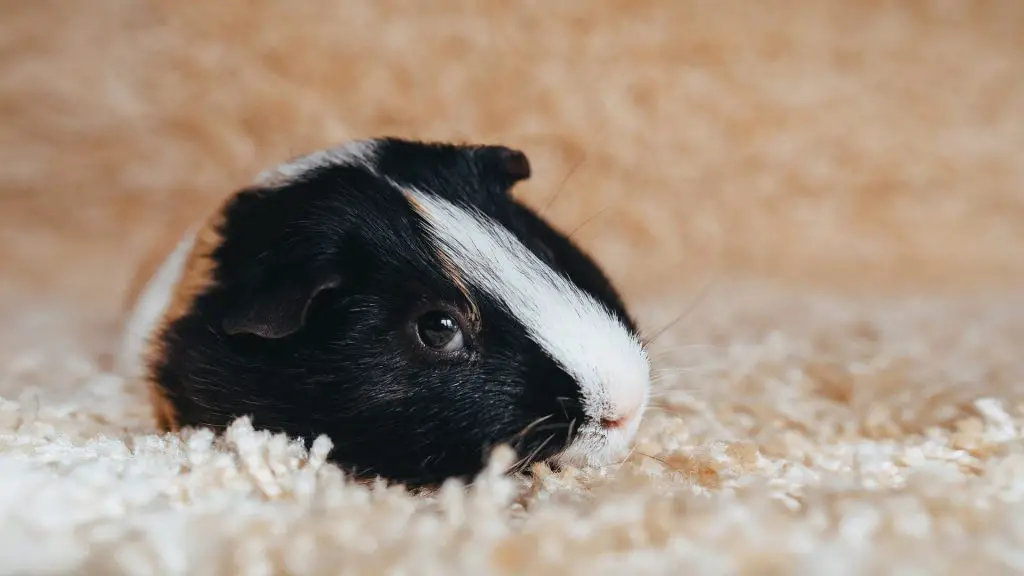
2,1,1024,574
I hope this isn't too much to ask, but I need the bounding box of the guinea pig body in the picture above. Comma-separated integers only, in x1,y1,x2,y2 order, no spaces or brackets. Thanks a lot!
115,138,651,487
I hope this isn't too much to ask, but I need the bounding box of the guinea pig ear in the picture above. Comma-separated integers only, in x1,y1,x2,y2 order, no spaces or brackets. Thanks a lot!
221,269,342,339
474,145,532,191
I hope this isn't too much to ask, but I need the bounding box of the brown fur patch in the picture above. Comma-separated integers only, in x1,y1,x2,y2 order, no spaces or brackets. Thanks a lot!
402,188,482,325
119,227,197,322
436,250,481,327
127,204,229,432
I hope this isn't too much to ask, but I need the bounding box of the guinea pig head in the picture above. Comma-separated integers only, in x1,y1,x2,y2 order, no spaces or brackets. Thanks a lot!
148,137,651,487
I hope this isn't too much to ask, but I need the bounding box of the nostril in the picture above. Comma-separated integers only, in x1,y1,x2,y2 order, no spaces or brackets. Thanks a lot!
599,404,640,430
598,405,634,428
600,416,628,429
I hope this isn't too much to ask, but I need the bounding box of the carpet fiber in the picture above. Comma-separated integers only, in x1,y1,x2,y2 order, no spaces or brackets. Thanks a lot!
2,1,1024,574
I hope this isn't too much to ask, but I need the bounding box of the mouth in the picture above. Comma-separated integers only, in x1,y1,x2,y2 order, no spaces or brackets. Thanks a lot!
545,421,640,472
509,396,648,475
549,388,650,471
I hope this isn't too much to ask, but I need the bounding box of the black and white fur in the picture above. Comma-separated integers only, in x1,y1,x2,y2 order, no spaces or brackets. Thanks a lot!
117,137,651,487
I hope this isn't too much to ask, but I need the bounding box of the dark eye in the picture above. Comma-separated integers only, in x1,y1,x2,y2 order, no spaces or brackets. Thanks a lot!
415,310,466,353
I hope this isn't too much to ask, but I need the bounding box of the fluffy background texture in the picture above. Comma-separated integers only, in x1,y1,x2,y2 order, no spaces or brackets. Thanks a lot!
2,0,1024,574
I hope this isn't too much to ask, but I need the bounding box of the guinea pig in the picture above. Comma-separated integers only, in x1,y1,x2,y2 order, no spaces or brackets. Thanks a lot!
114,137,652,487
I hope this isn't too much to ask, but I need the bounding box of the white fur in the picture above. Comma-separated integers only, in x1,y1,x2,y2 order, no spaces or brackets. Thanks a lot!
114,229,198,379
254,140,379,186
402,186,652,467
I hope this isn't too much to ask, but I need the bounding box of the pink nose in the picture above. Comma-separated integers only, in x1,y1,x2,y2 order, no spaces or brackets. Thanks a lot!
600,404,640,430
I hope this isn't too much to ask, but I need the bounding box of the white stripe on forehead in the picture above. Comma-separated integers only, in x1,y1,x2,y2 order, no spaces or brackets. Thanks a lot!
401,186,651,417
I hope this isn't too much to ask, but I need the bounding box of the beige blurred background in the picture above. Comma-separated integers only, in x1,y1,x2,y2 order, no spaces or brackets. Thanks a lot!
2,0,1023,357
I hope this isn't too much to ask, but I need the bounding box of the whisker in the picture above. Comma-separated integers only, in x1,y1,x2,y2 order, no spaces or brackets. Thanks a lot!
641,406,677,415
634,451,686,473
642,405,712,417
650,374,720,387
652,343,725,351
554,396,573,420
566,205,611,241
541,150,587,217
612,442,640,479
650,377,703,388
592,443,643,472
642,270,721,346
651,365,722,375
631,174,728,349
525,422,572,436
508,414,554,447
650,364,727,380
646,388,714,404
647,388,702,400
512,433,557,474
646,344,727,359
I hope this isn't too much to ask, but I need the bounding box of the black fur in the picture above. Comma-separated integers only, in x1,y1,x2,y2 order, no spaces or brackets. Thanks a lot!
151,138,638,487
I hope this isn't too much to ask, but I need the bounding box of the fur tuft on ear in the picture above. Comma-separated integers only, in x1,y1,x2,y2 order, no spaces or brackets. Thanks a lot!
474,145,531,190
221,273,341,339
